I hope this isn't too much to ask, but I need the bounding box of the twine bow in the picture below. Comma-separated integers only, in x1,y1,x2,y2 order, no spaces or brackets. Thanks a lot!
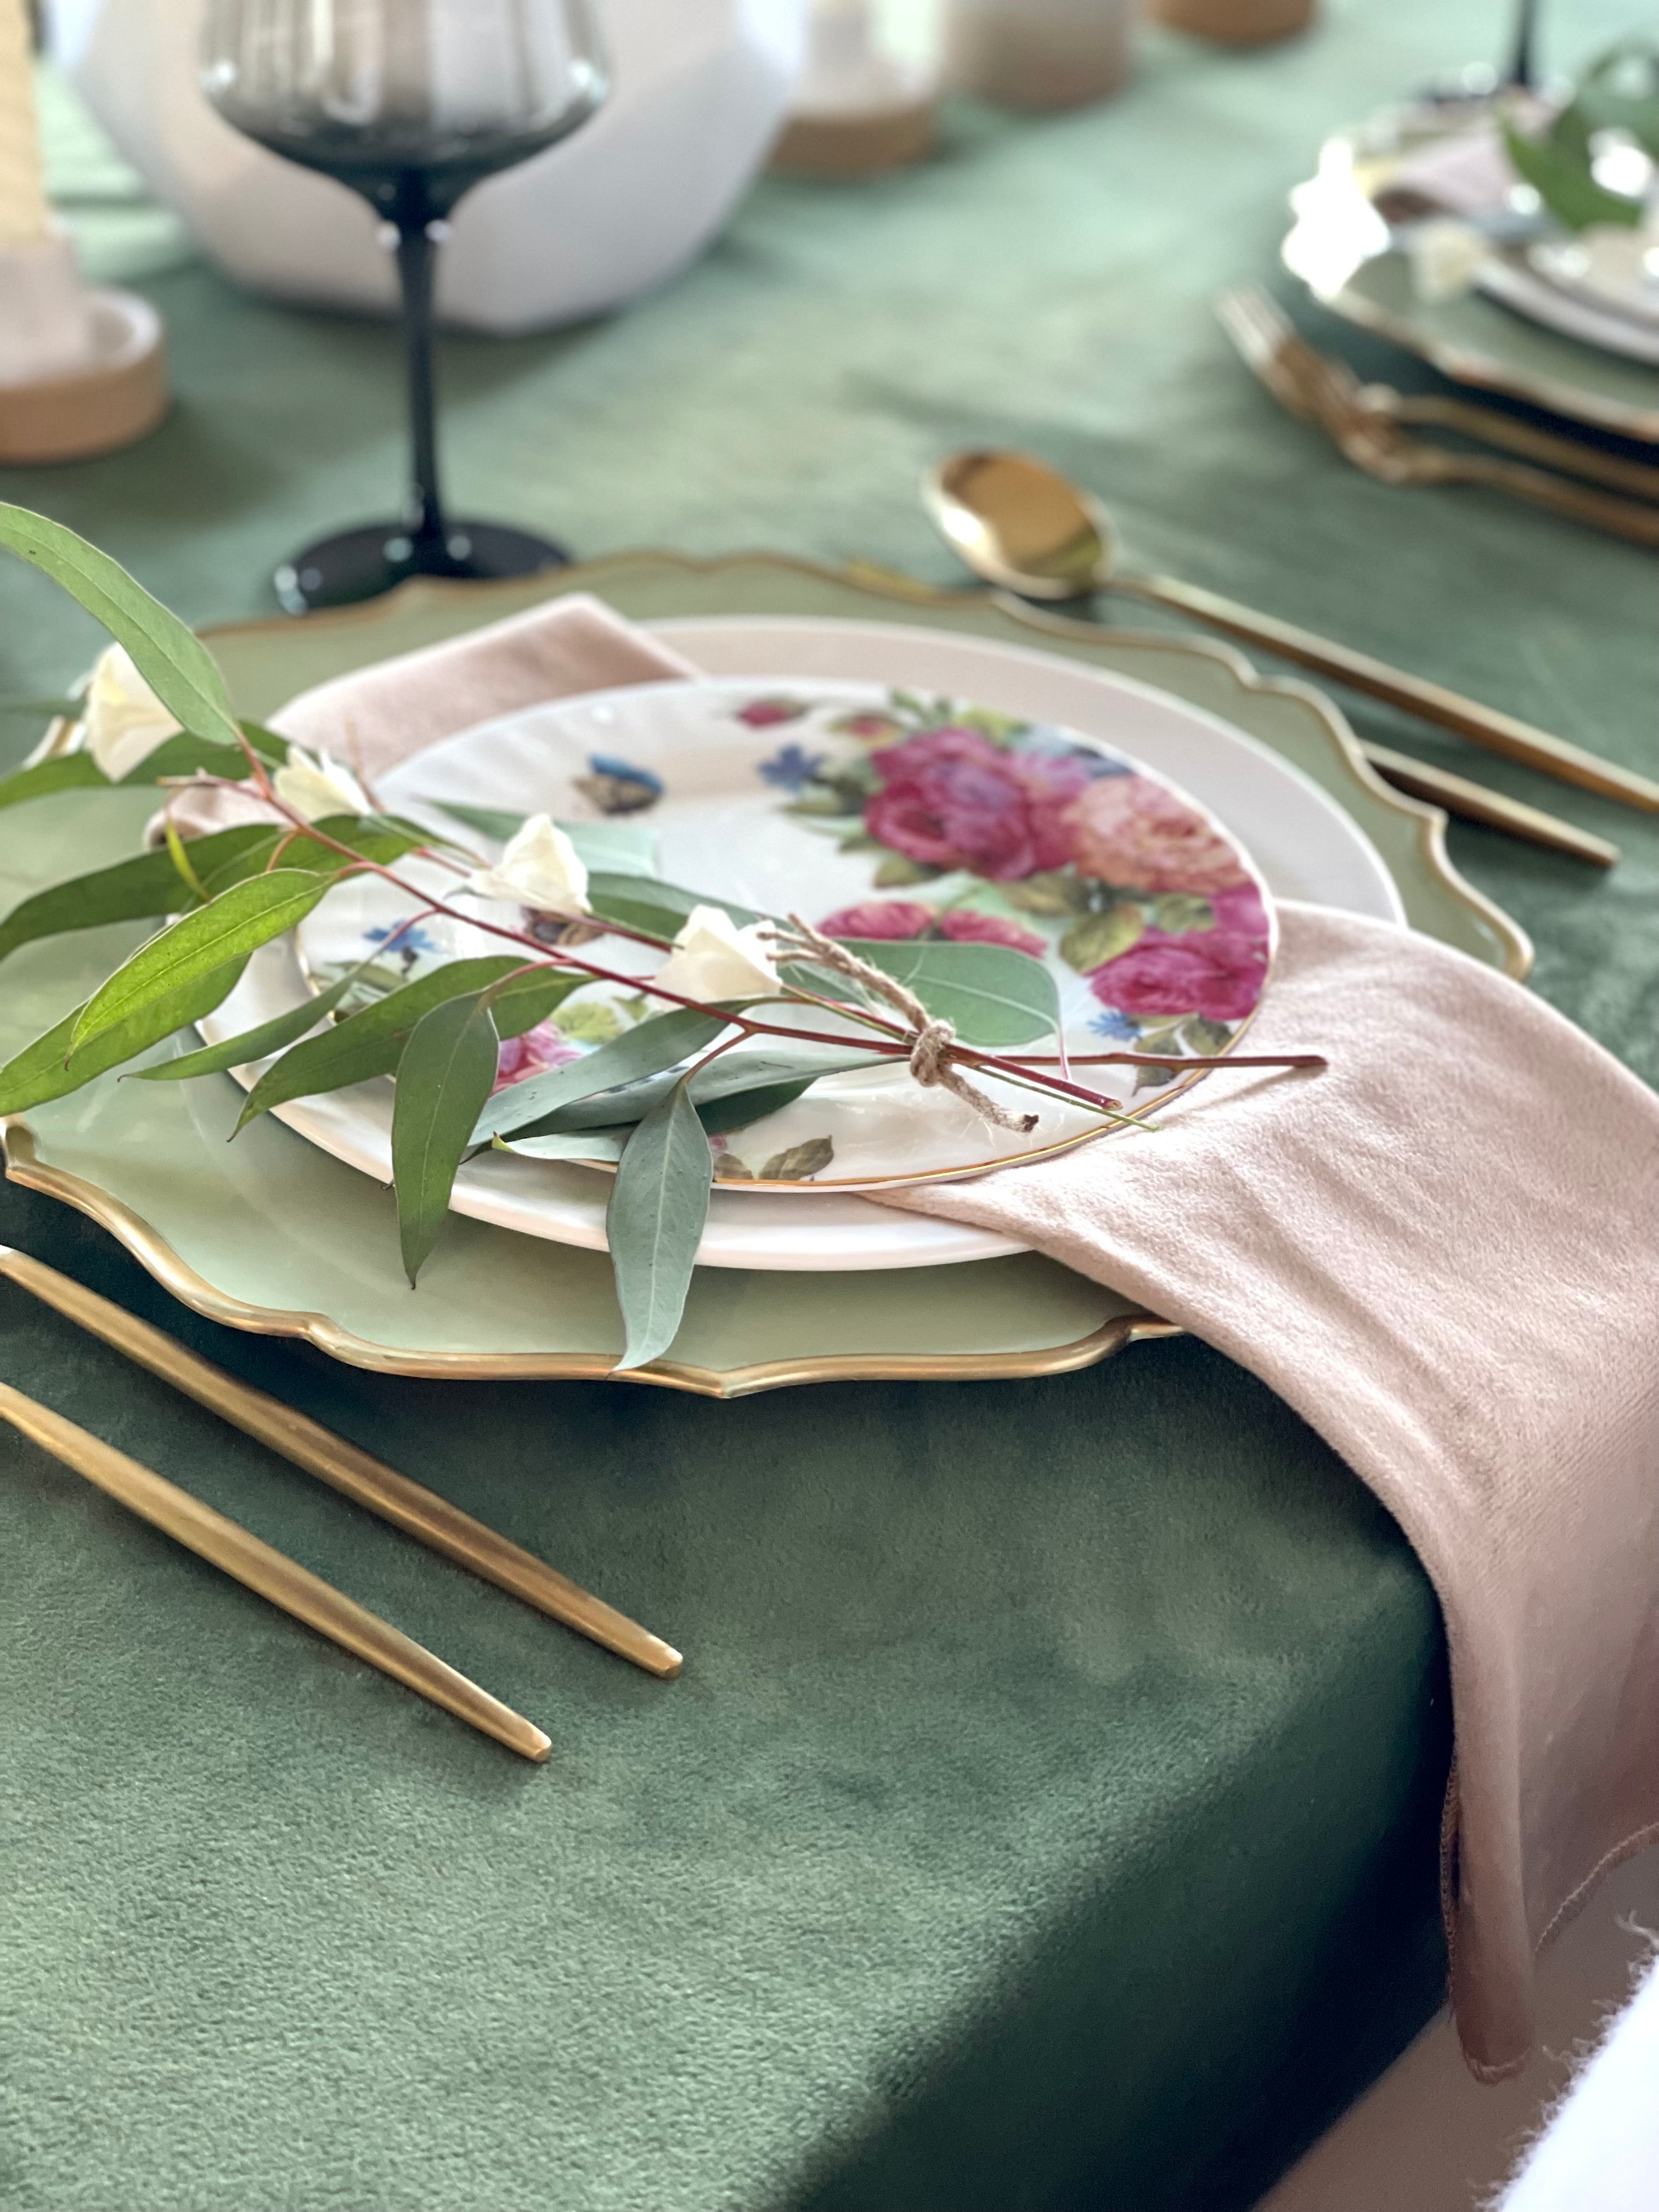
771,916,1039,1133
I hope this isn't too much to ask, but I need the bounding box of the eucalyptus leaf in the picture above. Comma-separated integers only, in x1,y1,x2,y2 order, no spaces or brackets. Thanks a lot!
472,1004,728,1144
233,956,576,1131
0,822,279,966
537,1044,882,1133
584,871,757,938
606,1079,713,1372
1502,120,1643,230
391,991,501,1284
494,1127,630,1164
69,870,336,1062
0,504,243,751
0,754,110,809
0,958,247,1115
129,958,374,1083
430,802,661,878
839,937,1059,1047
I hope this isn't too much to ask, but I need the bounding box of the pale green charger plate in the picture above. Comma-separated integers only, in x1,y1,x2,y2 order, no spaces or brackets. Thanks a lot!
1,554,1524,1393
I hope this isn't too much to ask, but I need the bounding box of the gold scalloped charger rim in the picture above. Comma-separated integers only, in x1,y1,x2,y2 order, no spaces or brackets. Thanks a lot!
0,1119,1180,1398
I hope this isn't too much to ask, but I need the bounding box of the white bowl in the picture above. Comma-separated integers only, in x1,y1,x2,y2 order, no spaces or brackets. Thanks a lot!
50,0,806,335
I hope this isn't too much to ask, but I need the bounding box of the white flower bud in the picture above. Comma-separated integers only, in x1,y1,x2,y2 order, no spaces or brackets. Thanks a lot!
82,644,181,781
652,905,778,1003
462,813,590,916
272,744,374,823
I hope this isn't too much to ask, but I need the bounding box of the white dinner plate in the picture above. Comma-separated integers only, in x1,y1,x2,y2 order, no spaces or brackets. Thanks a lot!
198,620,1402,1273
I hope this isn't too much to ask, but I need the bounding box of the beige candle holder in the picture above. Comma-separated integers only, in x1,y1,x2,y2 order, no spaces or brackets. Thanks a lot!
0,287,167,464
1148,0,1315,43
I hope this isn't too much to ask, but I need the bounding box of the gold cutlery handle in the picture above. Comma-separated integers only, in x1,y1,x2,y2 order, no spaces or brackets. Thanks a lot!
0,1247,681,1679
1384,391,1659,504
1407,441,1659,549
0,1380,551,1762
1104,570,1659,813
1358,741,1619,866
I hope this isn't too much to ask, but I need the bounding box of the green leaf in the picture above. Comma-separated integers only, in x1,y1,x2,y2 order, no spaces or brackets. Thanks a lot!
758,1136,835,1181
1058,904,1144,974
495,1127,631,1165
0,958,247,1115
391,992,501,1284
583,871,757,938
838,938,1059,1047
0,504,242,751
0,754,110,808
473,1004,729,1145
606,1079,713,1372
873,851,944,889
1146,894,1214,934
1180,1017,1233,1057
535,1044,881,1133
0,822,278,966
69,870,336,1063
129,959,374,1083
1001,870,1089,917
1502,120,1643,230
695,1076,822,1136
236,721,295,766
430,802,660,878
233,957,575,1131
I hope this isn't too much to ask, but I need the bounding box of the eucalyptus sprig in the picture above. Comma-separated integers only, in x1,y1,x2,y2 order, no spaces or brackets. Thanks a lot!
1502,37,1659,233
0,505,1323,1372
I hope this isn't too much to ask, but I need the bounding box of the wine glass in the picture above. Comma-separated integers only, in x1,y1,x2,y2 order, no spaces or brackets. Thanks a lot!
202,0,608,613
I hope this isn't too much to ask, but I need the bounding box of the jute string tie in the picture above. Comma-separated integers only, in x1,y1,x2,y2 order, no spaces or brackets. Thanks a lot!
772,916,1039,1133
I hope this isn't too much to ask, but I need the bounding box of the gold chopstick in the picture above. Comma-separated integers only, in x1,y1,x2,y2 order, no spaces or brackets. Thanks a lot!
1359,742,1620,867
0,1380,551,1762
0,1245,682,1680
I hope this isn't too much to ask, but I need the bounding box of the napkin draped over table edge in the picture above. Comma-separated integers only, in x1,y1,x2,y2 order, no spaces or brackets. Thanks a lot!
267,590,1659,2081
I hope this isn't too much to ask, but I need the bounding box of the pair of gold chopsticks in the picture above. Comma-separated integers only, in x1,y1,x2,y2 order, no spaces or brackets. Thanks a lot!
0,1245,681,1760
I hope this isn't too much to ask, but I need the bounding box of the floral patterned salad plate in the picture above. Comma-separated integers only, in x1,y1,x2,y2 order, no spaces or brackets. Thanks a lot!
198,677,1277,1270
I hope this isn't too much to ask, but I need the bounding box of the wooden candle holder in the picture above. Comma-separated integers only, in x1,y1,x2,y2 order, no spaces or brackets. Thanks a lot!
0,287,167,464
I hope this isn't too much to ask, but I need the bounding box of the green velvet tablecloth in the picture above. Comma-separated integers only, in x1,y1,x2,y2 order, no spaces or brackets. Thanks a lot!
3,7,1654,2209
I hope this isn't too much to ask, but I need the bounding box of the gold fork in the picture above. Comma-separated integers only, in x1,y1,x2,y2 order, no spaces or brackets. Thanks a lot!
1217,286,1659,549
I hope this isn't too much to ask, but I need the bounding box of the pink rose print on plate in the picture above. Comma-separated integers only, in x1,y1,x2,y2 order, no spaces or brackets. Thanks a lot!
815,899,1047,959
864,727,1098,882
934,910,1046,957
1062,772,1247,896
817,899,935,940
492,1020,583,1094
734,696,810,728
1088,917,1268,1024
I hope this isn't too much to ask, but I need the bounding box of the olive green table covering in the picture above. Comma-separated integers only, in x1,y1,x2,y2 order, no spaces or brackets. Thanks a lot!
2,5,1654,2207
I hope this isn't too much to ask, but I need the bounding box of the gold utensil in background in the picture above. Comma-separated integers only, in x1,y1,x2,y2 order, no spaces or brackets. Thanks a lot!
924,448,1659,815
1217,285,1659,506
0,1380,551,1762
1216,286,1659,551
0,1244,682,1679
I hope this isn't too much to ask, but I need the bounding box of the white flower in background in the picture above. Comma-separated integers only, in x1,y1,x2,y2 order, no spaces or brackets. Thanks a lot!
652,904,778,1003
1407,217,1489,304
273,744,373,823
81,644,181,780
462,812,590,916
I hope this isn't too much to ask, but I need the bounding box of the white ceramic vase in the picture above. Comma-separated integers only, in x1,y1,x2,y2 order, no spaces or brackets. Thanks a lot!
48,0,806,334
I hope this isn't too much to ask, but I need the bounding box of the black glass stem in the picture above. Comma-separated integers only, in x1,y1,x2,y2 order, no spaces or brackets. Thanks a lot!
202,0,606,614
1504,0,1541,90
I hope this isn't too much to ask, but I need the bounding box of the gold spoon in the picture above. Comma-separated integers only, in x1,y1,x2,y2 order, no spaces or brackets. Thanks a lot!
923,450,1658,816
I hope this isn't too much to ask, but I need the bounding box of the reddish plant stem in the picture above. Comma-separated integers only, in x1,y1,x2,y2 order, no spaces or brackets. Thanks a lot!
172,783,1314,1124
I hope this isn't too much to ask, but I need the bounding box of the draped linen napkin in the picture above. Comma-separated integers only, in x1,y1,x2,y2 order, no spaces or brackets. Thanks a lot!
267,591,1659,2078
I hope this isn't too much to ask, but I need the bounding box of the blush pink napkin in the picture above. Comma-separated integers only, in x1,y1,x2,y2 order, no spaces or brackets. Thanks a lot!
269,591,1659,2079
